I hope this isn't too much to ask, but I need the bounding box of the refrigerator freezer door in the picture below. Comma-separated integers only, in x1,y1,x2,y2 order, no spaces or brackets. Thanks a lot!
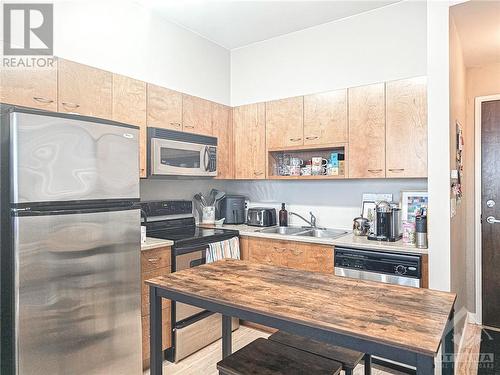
10,111,139,204
13,208,142,375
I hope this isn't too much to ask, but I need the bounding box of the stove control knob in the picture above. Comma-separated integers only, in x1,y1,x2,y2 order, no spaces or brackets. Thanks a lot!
395,265,407,275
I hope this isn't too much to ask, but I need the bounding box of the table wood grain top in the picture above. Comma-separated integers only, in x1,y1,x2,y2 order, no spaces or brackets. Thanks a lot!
146,259,456,356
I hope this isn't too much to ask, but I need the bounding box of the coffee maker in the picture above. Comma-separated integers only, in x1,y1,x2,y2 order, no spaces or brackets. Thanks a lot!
367,201,402,242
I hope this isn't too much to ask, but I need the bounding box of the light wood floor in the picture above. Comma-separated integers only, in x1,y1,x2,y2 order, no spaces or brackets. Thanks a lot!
144,326,407,375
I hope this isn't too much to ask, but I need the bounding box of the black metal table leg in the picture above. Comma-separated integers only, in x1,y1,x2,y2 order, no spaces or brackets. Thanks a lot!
222,315,232,359
364,354,372,375
416,354,434,374
150,286,163,375
442,308,455,375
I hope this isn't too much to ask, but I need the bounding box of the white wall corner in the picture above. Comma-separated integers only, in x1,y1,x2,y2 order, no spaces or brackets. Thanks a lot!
427,0,452,292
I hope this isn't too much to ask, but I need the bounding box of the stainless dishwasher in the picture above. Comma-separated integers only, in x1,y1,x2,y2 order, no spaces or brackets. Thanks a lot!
334,247,422,288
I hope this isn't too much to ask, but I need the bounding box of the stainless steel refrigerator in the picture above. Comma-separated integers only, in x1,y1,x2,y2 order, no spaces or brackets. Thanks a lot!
0,105,142,375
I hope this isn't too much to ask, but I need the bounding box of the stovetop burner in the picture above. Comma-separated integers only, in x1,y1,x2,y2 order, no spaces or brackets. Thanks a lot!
140,200,239,248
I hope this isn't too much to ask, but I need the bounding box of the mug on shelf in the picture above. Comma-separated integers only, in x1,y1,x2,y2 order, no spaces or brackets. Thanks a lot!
301,165,312,176
289,165,301,176
312,165,326,176
290,157,303,167
311,157,328,167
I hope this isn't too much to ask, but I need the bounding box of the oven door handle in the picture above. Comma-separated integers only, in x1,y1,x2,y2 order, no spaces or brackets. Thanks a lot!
174,244,209,255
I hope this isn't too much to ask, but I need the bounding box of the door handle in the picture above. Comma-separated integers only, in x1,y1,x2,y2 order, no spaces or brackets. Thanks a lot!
486,216,500,224
203,146,210,171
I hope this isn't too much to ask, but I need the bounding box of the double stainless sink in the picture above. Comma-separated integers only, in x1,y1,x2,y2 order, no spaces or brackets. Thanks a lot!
256,226,347,239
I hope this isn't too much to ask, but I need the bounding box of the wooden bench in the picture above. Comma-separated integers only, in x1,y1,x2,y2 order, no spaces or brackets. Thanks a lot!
217,338,342,375
269,331,370,375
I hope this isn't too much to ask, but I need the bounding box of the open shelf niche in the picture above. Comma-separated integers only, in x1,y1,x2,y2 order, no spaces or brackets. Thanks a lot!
267,143,348,180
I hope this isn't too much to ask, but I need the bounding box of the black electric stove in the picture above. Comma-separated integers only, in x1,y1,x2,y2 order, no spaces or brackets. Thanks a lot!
139,200,239,248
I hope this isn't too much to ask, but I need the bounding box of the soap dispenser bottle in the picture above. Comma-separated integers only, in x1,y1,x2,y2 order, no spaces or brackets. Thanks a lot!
279,203,288,227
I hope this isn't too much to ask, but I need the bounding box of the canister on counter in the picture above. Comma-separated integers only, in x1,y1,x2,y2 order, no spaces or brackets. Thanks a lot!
415,215,428,249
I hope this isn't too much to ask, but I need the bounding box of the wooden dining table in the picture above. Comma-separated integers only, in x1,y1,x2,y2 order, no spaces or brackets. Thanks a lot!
146,259,456,375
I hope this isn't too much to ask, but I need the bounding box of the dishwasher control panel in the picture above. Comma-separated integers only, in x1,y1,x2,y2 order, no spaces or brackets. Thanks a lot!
334,247,421,279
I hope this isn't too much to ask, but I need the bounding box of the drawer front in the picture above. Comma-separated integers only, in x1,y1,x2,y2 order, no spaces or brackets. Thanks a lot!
141,246,171,273
142,267,171,316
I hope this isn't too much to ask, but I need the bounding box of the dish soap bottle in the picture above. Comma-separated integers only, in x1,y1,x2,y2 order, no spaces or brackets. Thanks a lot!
279,203,288,227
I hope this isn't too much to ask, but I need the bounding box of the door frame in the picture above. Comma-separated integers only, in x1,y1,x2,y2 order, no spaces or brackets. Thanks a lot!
474,94,500,324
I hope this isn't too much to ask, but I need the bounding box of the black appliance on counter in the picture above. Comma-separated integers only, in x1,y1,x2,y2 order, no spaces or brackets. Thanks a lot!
246,207,277,227
139,200,239,363
216,194,246,224
367,201,402,242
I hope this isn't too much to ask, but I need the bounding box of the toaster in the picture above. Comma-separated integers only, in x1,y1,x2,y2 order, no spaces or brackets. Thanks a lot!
246,208,277,227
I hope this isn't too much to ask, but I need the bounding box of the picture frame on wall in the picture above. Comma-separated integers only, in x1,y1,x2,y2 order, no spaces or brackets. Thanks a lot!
400,190,428,223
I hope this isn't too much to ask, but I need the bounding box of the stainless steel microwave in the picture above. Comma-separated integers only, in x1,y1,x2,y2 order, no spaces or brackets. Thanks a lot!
147,128,217,177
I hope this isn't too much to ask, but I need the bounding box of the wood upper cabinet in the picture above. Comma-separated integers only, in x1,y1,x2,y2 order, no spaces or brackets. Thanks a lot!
58,59,112,119
0,60,58,111
146,84,183,131
112,74,147,177
303,89,347,145
348,83,386,179
233,103,266,179
212,104,233,179
265,97,303,149
386,77,427,178
182,94,213,136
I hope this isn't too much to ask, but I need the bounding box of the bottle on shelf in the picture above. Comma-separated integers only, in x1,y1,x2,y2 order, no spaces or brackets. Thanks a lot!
279,203,288,227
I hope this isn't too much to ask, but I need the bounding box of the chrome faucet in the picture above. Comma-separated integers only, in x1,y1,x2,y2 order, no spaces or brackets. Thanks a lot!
289,211,319,228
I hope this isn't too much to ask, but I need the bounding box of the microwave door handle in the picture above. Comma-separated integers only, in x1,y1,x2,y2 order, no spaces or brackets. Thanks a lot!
203,146,210,171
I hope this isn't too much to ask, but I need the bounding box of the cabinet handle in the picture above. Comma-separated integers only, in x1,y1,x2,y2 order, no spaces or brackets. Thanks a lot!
61,102,80,109
33,96,54,104
291,249,303,256
388,168,405,172
254,171,264,176
273,247,286,253
170,122,181,127
367,169,383,173
184,125,195,129
305,136,319,140
289,137,302,142
147,258,160,262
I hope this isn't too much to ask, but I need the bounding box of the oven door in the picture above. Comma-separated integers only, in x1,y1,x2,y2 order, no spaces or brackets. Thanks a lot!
151,138,216,177
174,249,206,321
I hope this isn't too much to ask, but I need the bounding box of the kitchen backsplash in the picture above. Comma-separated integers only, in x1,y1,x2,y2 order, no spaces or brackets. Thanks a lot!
140,178,428,229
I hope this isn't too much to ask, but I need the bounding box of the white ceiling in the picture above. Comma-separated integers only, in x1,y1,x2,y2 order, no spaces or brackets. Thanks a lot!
451,0,500,67
135,0,400,50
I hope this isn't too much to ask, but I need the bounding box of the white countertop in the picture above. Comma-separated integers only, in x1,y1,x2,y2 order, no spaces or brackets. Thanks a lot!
141,237,174,251
211,224,428,255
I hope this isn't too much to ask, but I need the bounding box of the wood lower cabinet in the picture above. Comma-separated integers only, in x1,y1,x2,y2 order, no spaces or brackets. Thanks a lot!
182,94,213,136
245,237,334,274
265,97,304,149
303,89,347,146
58,59,112,119
0,59,58,111
212,104,233,179
348,83,386,178
386,77,427,178
146,84,183,131
233,103,266,179
112,74,147,177
141,246,172,369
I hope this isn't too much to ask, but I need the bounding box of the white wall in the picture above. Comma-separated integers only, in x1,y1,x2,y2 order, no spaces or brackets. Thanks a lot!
53,0,231,105
426,0,451,293
230,1,427,106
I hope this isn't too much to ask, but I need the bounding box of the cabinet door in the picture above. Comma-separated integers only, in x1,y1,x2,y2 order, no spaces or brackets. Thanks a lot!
146,84,182,131
348,83,386,178
248,237,287,267
0,61,57,111
212,104,233,179
386,77,427,178
233,103,266,179
304,89,347,145
265,97,303,149
112,74,147,177
182,94,213,136
58,59,112,119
